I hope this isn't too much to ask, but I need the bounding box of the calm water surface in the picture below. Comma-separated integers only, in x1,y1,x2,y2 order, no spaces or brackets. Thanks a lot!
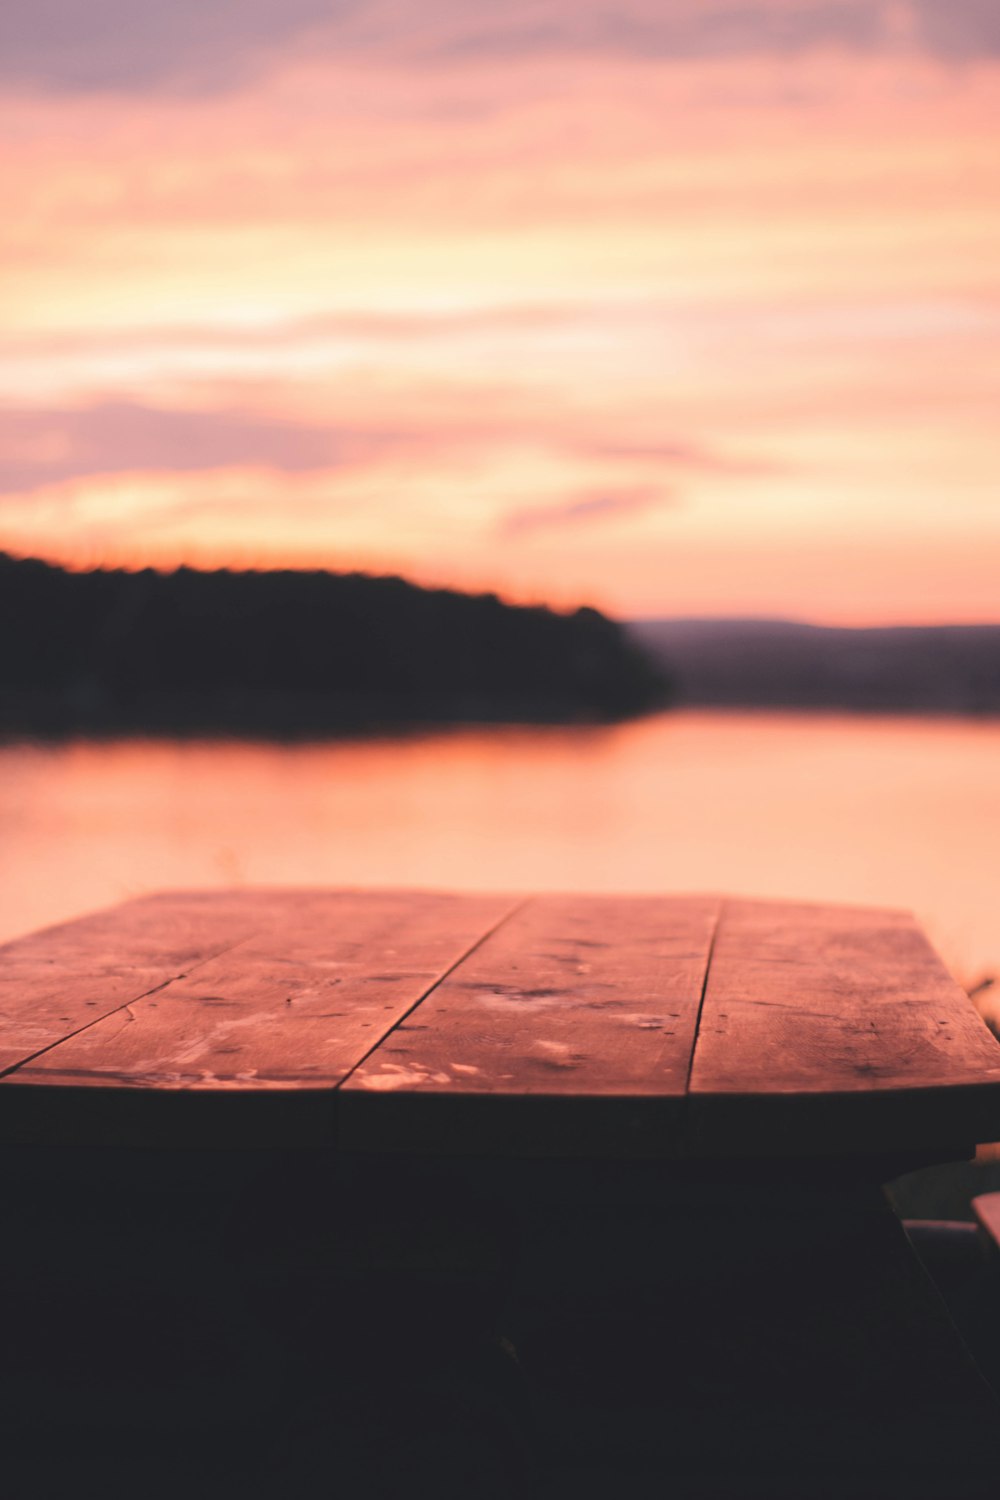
2,711,998,1012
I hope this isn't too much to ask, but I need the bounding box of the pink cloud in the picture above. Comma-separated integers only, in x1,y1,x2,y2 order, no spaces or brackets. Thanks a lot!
4,2,1000,97
0,400,411,492
0,391,779,503
500,487,669,537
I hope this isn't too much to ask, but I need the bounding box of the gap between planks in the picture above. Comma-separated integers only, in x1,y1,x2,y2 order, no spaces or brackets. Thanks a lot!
0,936,251,1081
334,896,531,1092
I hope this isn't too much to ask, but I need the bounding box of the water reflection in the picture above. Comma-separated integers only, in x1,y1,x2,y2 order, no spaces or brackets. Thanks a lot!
1,712,997,1014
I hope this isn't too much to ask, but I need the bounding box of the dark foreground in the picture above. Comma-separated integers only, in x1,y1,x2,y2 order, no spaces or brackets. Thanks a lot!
5,1148,1000,1500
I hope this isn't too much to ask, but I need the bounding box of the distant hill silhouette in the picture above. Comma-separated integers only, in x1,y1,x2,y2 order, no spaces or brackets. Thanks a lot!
0,553,666,736
630,617,1000,714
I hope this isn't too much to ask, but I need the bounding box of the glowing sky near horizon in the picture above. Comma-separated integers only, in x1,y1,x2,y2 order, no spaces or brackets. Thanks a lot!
2,1,999,622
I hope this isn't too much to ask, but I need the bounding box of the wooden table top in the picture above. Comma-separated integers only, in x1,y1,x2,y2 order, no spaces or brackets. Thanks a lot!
2,889,999,1160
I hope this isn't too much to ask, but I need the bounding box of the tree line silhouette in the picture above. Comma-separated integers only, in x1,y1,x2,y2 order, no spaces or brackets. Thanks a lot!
0,553,667,736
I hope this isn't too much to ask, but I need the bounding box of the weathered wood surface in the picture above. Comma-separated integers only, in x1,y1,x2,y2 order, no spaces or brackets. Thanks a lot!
0,892,260,1076
0,890,514,1144
340,893,719,1155
687,899,1000,1156
2,890,1000,1157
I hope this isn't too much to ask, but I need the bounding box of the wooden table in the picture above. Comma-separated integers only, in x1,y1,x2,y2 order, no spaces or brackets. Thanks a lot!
4,890,1000,1497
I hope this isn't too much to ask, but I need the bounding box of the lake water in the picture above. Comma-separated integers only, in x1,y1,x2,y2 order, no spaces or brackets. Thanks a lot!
2,711,998,1021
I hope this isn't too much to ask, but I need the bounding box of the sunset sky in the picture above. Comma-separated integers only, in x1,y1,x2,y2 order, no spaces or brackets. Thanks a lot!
2,0,999,622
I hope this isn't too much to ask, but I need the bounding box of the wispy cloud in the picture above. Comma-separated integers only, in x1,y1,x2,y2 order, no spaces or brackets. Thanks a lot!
500,486,668,537
3,1,1000,96
909,0,1000,59
0,0,347,93
0,400,410,492
0,392,778,501
0,304,595,362
583,439,776,476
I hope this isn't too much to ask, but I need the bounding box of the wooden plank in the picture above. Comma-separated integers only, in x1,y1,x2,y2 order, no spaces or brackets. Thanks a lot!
0,890,515,1146
687,898,1000,1157
973,1193,1000,1255
341,894,721,1157
0,892,263,1076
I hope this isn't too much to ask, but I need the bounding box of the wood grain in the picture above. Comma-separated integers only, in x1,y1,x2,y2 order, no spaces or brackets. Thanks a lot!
687,898,1000,1156
6,889,999,1161
1,890,514,1145
0,892,262,1076
341,894,720,1156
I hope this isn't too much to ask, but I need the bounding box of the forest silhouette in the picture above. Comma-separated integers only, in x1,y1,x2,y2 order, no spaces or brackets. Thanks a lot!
0,553,665,736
